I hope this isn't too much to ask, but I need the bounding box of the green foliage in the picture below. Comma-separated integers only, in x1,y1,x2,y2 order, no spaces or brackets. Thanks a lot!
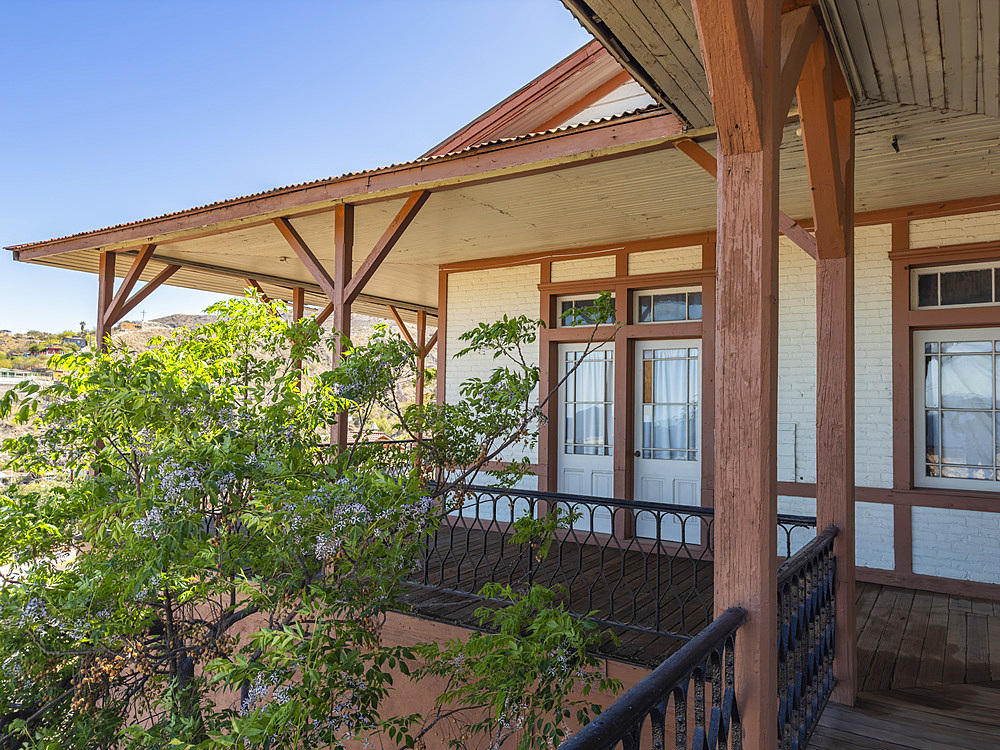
0,293,618,749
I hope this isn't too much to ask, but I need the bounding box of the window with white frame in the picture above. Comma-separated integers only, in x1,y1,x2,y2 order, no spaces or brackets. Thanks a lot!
914,328,1000,488
911,262,1000,309
634,287,703,323
556,294,615,327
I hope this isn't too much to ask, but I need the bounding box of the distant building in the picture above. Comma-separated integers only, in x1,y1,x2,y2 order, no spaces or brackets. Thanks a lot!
0,329,11,335
36,345,63,356
118,321,143,331
62,336,87,348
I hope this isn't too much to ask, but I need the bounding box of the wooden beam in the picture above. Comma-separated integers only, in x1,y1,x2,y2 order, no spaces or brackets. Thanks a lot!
805,28,858,704
387,305,416,348
421,330,438,359
332,204,354,448
114,264,180,323
674,138,818,259
105,244,155,327
415,310,427,410
691,1,781,747
292,287,305,380
96,251,116,352
691,0,763,154
246,278,272,303
344,190,429,304
797,35,846,260
777,6,820,119
272,217,338,301
315,301,334,327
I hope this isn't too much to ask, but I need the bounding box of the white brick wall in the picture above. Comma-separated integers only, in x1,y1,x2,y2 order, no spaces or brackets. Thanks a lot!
909,209,1000,248
441,211,1000,584
912,507,1000,583
445,265,541,463
550,256,616,282
627,246,701,275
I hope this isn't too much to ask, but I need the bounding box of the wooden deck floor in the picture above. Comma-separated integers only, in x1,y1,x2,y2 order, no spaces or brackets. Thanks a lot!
811,582,1000,748
403,532,1000,746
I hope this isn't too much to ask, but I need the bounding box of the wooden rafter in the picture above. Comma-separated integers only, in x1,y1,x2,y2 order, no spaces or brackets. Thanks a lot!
272,217,338,301
105,244,155,324
344,190,429,304
673,138,818,259
777,6,819,119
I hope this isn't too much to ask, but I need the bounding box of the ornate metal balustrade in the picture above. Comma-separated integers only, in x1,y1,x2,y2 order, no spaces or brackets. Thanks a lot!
408,484,815,641
777,525,838,750
559,606,746,750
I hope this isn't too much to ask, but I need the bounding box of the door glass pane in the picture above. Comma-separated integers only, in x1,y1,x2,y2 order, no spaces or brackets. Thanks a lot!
563,349,613,456
641,347,698,460
940,354,992,408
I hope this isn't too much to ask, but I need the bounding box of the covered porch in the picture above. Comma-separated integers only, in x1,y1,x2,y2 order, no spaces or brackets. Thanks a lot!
7,1,1000,746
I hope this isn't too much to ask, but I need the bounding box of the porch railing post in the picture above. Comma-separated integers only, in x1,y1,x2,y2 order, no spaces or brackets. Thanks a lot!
332,203,354,448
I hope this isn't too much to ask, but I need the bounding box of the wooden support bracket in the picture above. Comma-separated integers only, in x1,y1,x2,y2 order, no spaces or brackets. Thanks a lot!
105,244,156,325
345,191,429,304
777,6,820,119
387,304,416,347
246,278,272,303
674,138,818,259
273,217,338,301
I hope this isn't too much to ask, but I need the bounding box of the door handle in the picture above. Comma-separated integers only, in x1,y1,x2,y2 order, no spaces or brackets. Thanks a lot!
633,450,641,457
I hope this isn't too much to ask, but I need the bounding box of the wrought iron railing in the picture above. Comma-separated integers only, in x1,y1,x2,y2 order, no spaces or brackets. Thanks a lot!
777,525,838,750
559,606,746,750
343,439,416,475
409,485,815,641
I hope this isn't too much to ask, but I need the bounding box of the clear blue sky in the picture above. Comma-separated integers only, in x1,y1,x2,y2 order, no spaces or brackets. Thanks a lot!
0,0,591,333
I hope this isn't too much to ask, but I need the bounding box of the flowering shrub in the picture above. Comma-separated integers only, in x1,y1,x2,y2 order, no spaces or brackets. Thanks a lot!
0,293,617,749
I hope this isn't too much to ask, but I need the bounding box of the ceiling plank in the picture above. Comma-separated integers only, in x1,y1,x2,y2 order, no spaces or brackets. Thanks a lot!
272,217,337,302
344,190,429,304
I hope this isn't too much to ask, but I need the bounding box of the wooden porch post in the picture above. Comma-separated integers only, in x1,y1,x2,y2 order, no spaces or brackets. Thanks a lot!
96,251,116,352
415,310,427,410
292,286,305,383
691,1,781,747
333,204,354,448
798,34,858,705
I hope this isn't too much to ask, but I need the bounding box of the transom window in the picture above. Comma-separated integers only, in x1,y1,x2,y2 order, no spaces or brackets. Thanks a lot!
635,287,703,323
915,328,1000,488
911,262,1000,309
557,294,615,327
563,349,614,455
641,347,699,460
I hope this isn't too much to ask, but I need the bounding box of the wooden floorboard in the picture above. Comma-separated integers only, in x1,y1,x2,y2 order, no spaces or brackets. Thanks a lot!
813,683,1000,749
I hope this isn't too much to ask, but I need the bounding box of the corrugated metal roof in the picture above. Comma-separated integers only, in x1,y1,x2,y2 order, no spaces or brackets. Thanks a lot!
5,104,665,253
